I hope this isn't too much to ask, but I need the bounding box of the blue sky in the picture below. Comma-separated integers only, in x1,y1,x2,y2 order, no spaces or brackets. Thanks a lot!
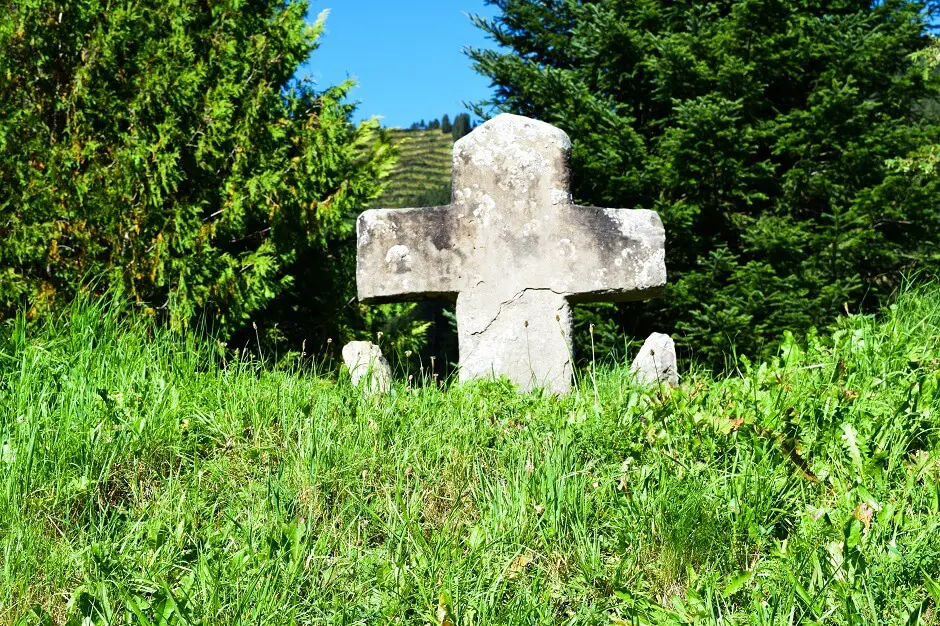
300,1,500,128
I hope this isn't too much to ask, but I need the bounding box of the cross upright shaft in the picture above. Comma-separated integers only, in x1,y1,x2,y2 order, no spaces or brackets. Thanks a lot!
356,114,666,393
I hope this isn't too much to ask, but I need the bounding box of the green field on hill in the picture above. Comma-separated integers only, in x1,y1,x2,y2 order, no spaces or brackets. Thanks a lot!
2,287,940,624
373,129,454,209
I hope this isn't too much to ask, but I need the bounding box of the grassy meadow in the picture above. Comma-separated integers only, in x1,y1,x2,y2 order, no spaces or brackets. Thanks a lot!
1,288,940,625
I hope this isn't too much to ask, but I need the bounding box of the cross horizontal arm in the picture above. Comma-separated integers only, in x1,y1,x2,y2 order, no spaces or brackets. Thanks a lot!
356,206,469,303
560,206,667,302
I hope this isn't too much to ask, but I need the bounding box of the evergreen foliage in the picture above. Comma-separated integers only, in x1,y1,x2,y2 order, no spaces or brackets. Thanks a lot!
0,0,392,336
452,113,473,140
441,114,453,134
469,0,940,366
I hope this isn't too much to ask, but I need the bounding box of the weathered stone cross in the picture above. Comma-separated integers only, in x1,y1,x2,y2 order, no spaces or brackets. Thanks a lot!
355,114,666,393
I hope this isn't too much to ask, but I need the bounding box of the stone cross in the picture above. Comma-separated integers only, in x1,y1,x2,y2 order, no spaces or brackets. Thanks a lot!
355,114,666,394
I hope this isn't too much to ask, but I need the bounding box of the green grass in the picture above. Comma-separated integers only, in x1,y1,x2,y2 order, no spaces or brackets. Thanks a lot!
374,129,453,209
2,287,940,624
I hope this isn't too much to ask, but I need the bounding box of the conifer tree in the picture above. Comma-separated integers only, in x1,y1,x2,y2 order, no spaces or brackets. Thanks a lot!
470,0,940,365
441,114,453,134
0,0,392,336
452,114,473,140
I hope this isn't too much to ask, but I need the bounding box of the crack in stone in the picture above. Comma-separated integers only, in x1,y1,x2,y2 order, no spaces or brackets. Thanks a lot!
466,287,568,337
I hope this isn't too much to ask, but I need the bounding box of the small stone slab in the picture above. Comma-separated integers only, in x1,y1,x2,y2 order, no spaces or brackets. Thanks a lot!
631,333,678,387
355,114,667,394
342,341,391,395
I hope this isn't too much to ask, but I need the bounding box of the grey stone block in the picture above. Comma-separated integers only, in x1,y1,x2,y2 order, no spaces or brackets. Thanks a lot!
342,341,391,395
631,333,679,387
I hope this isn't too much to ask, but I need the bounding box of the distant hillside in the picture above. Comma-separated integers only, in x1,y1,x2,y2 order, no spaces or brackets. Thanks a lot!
373,129,453,209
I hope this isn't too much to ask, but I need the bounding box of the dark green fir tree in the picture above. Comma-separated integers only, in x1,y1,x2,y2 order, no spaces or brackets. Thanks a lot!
470,0,940,367
452,113,473,141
